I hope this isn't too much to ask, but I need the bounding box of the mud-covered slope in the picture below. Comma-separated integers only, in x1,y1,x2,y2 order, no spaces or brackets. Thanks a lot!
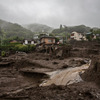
81,58,100,87
1,84,100,100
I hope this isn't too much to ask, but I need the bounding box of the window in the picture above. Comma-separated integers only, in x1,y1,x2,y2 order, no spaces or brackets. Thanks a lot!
48,39,52,43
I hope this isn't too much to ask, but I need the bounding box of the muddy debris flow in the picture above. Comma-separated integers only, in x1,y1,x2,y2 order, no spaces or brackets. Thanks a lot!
0,41,100,100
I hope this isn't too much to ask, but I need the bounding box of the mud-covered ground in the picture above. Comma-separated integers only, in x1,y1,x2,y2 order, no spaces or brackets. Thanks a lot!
0,41,100,100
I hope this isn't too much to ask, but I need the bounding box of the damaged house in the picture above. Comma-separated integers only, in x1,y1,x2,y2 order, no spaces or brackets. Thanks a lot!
40,36,56,45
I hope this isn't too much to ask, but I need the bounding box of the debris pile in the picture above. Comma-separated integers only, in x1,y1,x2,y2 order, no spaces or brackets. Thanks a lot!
0,41,100,100
81,58,100,87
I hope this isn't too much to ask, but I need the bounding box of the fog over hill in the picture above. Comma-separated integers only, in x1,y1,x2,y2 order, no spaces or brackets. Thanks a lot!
24,23,53,33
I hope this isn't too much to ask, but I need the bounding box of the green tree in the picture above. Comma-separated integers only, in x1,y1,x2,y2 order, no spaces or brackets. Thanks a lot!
0,28,6,45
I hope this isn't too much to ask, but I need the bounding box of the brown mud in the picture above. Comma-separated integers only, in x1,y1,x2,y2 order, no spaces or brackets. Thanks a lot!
81,58,100,88
0,41,100,100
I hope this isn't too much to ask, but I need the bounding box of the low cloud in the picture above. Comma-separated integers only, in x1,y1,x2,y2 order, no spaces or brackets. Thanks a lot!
0,0,100,28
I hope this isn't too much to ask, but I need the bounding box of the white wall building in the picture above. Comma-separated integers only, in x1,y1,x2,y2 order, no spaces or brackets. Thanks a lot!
24,40,28,44
23,39,35,45
70,32,83,41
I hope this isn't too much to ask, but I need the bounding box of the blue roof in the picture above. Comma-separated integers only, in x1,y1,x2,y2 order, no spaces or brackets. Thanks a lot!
86,32,92,34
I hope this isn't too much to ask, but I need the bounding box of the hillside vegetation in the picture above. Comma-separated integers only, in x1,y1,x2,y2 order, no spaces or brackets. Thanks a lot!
52,25,91,34
0,19,34,39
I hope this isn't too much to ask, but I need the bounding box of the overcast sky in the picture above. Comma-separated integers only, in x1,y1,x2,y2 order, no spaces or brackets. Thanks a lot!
0,0,100,28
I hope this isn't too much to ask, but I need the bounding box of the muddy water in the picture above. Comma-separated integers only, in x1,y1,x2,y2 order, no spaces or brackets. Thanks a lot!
40,60,91,86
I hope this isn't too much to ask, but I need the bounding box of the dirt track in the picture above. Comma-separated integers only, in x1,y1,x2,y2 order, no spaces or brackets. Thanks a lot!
0,41,100,100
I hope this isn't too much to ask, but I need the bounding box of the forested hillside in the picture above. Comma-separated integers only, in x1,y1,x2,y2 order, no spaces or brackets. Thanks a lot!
0,19,34,39
52,25,91,34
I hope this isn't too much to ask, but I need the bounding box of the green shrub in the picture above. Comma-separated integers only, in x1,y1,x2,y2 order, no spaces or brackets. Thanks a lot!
15,44,28,52
28,45,36,51
1,51,6,57
14,44,35,52
0,43,36,53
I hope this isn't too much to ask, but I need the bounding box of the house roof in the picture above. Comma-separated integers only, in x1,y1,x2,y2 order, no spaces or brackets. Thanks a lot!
72,31,81,34
24,39,34,41
10,40,18,42
86,32,92,35
40,36,56,40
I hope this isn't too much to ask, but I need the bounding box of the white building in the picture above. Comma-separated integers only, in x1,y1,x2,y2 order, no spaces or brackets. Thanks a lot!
24,40,28,44
70,32,83,41
23,39,35,45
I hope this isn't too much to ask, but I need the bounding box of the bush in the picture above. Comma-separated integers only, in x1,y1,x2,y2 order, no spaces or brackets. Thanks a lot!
15,44,36,52
15,44,28,52
1,51,6,57
0,43,36,53
28,45,36,51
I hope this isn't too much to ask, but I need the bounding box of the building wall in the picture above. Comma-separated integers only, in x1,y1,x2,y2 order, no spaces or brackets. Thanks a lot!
25,40,28,44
